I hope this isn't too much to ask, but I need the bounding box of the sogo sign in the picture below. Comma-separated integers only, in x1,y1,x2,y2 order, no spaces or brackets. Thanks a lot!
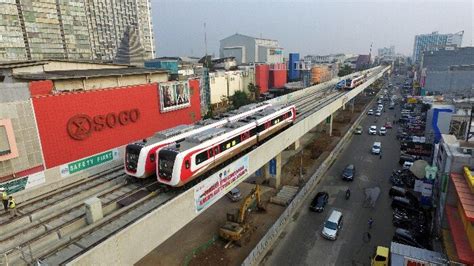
67,109,140,140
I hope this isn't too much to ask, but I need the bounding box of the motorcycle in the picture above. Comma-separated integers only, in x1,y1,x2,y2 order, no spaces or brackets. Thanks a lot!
345,189,351,200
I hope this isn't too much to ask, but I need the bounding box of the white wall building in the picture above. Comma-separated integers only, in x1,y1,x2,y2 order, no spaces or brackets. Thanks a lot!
220,33,283,64
208,69,254,105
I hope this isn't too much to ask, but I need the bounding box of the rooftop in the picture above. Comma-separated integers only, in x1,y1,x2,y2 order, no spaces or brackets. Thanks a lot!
0,59,129,69
13,68,169,81
222,33,278,42
390,242,447,264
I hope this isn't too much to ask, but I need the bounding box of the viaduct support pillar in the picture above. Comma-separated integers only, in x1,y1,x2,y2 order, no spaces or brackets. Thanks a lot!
327,114,333,136
287,139,300,150
264,153,282,189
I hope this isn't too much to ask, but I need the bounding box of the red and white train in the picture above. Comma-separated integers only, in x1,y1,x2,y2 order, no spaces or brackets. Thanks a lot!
156,104,297,187
346,75,366,89
124,103,271,178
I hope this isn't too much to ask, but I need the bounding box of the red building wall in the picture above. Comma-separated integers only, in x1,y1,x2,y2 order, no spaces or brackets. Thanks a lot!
269,63,287,89
32,80,201,168
255,64,269,94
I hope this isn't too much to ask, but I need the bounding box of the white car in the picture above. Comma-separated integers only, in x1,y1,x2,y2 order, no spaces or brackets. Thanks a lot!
372,142,381,154
379,127,387,136
369,125,377,135
375,111,381,116
321,210,343,240
367,109,374,115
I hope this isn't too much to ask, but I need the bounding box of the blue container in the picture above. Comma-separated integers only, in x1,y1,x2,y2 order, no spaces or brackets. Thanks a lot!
288,53,300,82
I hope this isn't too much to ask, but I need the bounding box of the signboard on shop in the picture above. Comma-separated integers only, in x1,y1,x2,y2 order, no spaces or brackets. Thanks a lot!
193,155,249,213
60,149,120,177
66,109,140,140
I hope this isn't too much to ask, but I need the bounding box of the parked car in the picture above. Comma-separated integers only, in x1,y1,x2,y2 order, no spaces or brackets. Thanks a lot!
354,126,362,135
389,186,406,197
375,111,382,117
391,196,419,211
379,127,387,136
399,154,415,165
392,228,428,249
369,125,377,135
372,142,381,154
321,210,343,240
342,164,356,181
402,161,414,169
226,188,242,202
384,122,393,129
367,109,374,115
310,192,329,212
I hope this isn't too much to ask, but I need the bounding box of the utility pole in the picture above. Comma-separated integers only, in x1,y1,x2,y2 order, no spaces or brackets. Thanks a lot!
467,105,473,142
204,22,208,57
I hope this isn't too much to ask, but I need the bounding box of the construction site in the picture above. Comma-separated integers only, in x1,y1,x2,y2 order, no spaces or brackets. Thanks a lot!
136,82,381,266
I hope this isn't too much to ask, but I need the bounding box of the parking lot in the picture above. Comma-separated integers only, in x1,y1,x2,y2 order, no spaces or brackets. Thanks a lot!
263,81,404,265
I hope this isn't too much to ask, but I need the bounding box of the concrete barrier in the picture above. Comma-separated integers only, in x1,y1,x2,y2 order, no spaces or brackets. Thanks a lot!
67,66,389,266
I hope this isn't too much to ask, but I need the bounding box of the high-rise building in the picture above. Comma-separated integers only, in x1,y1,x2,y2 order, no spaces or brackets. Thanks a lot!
0,0,155,62
412,31,463,63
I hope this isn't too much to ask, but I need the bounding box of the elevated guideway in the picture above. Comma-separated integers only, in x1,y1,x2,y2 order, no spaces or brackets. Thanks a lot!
68,66,390,265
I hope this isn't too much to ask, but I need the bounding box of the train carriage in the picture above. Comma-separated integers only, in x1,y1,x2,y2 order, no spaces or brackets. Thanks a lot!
124,103,272,178
157,104,297,187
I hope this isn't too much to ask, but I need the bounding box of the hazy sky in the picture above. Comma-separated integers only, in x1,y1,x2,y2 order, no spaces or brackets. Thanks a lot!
150,0,473,58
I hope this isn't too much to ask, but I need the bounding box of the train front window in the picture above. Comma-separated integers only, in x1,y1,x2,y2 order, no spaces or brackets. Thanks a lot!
125,145,141,172
158,150,177,180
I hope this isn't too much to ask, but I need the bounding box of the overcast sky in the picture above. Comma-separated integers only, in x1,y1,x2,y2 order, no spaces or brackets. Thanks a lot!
150,0,473,58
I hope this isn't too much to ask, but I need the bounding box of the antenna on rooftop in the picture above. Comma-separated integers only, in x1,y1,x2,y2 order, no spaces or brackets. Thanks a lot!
204,22,208,57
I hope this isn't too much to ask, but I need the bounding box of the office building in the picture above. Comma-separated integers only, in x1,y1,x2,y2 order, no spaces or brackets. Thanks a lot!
0,0,155,62
220,33,284,64
412,31,463,63
420,47,474,95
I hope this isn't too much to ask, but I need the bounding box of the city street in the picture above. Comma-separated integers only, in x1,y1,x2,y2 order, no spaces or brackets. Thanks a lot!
263,85,402,265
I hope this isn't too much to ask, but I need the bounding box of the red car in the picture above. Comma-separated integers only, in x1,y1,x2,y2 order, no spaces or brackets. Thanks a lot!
384,122,393,129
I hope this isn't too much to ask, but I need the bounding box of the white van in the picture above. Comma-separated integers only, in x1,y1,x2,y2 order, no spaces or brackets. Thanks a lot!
321,209,343,240
372,142,381,154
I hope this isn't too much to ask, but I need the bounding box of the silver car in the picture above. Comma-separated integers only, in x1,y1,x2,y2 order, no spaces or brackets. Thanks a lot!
321,209,343,240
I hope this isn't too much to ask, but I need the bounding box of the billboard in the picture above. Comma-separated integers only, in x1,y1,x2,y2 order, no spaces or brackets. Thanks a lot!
159,81,190,112
193,155,249,213
269,49,283,55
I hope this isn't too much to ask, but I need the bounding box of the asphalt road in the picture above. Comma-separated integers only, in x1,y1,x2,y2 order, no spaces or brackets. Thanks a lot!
263,82,405,266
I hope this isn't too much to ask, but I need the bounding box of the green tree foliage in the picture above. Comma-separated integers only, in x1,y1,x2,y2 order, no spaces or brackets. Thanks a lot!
247,83,260,101
338,65,353,77
230,91,251,109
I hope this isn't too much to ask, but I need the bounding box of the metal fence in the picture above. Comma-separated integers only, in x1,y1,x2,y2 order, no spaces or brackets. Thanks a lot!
242,71,385,266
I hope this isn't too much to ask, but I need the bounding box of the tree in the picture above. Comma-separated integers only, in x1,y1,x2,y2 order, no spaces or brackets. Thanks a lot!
338,65,353,77
230,91,251,109
247,83,260,101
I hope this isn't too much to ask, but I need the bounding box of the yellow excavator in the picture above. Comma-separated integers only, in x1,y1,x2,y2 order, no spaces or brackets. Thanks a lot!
219,184,266,246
